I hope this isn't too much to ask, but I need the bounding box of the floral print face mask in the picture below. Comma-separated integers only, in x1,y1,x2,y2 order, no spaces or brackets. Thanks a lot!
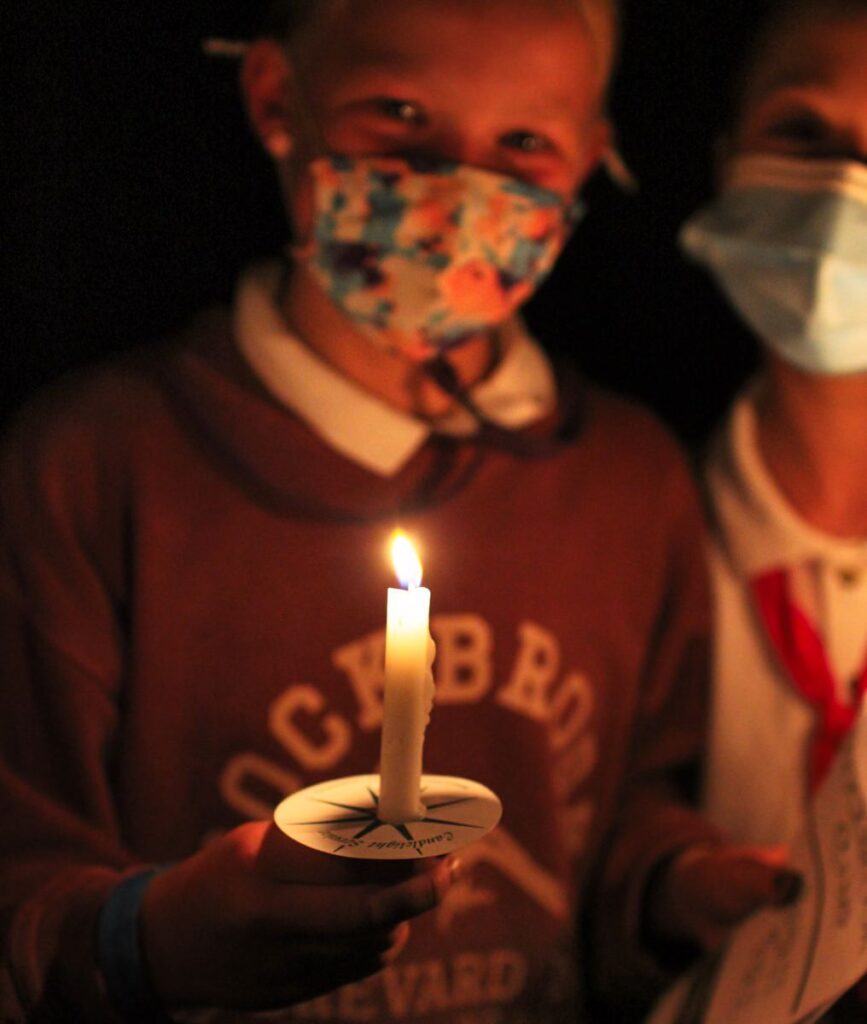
294,155,580,360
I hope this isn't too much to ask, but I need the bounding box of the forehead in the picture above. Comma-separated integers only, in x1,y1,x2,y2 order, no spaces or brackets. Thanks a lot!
742,11,867,105
295,0,607,117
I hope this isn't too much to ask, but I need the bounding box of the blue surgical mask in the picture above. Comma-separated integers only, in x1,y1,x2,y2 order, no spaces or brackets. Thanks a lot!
680,153,867,375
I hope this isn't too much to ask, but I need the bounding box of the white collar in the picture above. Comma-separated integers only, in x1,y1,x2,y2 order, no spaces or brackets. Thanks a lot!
233,261,556,477
707,380,867,578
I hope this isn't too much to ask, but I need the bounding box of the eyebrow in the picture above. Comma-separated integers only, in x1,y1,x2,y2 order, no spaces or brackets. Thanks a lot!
757,61,842,95
339,47,433,76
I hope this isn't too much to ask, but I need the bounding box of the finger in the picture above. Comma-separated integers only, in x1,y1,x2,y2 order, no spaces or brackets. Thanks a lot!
740,844,791,869
771,869,804,906
269,857,454,935
257,953,395,1010
723,855,803,911
383,921,412,963
693,922,730,953
256,825,380,884
723,847,802,907
261,954,388,1011
257,823,437,886
261,929,404,973
235,924,409,1001
685,857,802,925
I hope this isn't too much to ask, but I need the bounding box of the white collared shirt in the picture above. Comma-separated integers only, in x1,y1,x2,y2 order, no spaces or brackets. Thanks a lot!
704,382,867,843
233,261,557,478
710,383,867,687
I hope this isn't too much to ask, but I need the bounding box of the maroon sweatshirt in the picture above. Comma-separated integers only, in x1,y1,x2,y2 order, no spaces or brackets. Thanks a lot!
0,310,718,1022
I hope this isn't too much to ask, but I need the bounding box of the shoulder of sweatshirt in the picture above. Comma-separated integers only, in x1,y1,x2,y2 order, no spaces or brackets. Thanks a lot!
0,310,237,540
571,378,700,502
0,308,233,468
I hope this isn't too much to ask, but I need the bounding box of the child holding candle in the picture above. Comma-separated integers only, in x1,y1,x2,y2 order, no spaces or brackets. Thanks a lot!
680,0,867,1017
0,1,800,1021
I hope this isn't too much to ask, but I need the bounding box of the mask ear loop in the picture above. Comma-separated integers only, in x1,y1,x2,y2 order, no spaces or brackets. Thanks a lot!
602,145,638,192
418,189,582,458
596,115,638,194
202,38,251,59
422,353,583,458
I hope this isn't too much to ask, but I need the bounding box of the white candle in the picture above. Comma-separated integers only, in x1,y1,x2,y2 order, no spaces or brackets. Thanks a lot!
378,532,436,824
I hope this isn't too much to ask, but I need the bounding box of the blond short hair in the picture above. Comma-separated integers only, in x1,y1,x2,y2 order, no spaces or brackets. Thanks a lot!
581,0,620,83
264,0,619,75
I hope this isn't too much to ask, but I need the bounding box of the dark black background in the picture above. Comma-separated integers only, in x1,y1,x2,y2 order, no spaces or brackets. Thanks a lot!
5,0,770,443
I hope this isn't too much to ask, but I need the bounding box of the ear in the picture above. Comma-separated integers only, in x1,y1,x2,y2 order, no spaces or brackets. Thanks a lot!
712,133,733,190
240,39,297,161
581,115,614,182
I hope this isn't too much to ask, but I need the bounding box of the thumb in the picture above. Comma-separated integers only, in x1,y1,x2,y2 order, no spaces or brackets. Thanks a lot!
722,847,803,910
650,842,804,951
697,847,804,922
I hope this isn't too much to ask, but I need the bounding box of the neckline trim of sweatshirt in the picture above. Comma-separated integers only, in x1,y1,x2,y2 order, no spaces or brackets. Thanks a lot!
232,261,557,478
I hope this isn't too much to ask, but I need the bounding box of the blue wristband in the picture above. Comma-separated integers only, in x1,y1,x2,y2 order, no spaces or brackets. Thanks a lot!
97,866,173,1022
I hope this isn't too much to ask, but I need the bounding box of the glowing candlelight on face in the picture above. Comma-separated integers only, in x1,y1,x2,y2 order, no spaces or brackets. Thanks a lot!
378,531,436,824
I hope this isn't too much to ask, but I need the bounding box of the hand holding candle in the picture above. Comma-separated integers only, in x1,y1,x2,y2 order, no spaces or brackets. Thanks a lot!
378,531,436,824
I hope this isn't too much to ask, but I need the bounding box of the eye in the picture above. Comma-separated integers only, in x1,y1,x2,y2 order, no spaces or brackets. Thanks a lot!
373,97,426,126
500,130,555,155
766,111,829,144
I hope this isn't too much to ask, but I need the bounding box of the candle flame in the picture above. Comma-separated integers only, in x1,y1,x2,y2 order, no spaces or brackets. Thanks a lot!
390,530,423,589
